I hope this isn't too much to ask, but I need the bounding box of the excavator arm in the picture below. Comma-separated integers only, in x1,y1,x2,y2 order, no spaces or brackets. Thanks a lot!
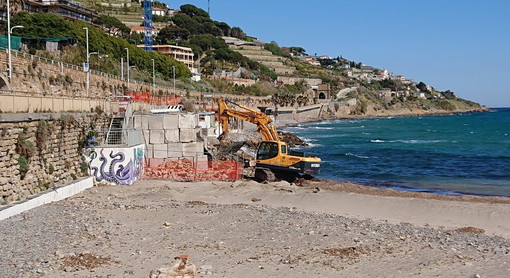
217,97,321,181
218,98,279,141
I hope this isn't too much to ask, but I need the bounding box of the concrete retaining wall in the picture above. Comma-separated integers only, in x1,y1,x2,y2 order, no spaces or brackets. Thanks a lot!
275,104,323,123
0,177,93,221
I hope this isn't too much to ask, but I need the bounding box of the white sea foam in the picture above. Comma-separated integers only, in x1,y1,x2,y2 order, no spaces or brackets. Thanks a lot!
396,139,445,144
307,143,322,148
370,139,445,144
288,127,305,130
312,134,347,139
345,153,370,159
313,127,334,130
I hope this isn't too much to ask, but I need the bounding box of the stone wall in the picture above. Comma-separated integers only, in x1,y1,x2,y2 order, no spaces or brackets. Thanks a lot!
0,114,108,205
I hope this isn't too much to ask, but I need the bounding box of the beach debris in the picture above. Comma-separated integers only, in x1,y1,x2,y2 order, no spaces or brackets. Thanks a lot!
60,252,114,271
454,227,485,234
149,255,197,278
198,265,213,275
251,198,262,202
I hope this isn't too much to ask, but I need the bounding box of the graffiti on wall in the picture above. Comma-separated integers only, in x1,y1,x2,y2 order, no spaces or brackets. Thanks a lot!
88,145,144,185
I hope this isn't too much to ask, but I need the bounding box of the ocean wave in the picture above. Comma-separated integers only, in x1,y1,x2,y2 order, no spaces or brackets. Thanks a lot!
397,139,446,144
370,139,446,144
312,127,334,130
345,153,370,159
307,143,322,148
312,134,347,139
293,143,322,148
287,126,305,130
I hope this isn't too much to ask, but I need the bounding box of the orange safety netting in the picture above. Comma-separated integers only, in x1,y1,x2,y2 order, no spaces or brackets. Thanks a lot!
122,92,182,106
143,159,242,181
124,91,151,102
150,96,182,106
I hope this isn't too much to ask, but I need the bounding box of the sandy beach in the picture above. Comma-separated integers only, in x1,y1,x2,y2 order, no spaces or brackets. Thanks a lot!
1,178,510,277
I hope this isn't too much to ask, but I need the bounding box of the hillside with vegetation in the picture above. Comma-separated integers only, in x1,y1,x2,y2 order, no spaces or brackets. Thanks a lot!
3,2,486,114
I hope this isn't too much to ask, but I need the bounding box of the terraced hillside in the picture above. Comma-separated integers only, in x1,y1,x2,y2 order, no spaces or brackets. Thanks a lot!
76,0,144,27
229,45,296,76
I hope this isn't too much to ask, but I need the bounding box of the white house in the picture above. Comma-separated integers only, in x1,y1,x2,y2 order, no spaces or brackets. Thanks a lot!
152,8,166,16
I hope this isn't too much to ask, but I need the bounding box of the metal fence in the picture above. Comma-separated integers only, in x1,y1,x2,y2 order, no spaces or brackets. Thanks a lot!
96,128,144,146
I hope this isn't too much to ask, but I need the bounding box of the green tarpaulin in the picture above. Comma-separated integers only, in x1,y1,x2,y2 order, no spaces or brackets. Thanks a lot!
0,35,22,50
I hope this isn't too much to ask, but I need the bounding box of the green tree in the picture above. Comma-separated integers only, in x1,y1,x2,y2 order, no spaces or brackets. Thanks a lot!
93,15,131,38
230,27,246,39
152,15,169,23
214,21,231,36
153,0,168,9
188,34,228,51
156,25,190,44
264,41,283,56
180,4,209,18
289,46,306,55
171,13,204,35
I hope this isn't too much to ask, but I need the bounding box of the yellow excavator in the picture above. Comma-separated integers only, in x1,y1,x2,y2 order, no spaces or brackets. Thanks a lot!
218,98,321,182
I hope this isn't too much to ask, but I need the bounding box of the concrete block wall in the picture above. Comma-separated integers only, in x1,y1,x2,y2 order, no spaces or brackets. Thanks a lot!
133,113,206,160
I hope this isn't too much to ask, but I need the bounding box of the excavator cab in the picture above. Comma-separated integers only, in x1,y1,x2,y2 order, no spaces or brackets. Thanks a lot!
256,141,281,160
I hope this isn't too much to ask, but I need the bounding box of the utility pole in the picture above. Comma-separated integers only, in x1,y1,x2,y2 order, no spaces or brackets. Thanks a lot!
125,47,129,90
151,58,155,88
172,66,176,96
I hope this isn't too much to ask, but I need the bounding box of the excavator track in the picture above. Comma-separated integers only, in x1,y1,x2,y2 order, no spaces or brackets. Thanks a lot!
254,168,276,182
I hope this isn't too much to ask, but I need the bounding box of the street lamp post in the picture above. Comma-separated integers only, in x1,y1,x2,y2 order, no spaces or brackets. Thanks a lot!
83,27,89,95
7,24,23,80
125,47,130,90
85,51,107,94
6,0,24,81
172,65,176,96
151,59,155,88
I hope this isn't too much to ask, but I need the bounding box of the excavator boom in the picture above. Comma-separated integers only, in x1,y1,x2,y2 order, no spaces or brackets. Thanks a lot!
218,98,279,141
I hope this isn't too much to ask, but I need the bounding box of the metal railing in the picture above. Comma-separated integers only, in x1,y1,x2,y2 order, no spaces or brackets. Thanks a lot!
98,128,143,146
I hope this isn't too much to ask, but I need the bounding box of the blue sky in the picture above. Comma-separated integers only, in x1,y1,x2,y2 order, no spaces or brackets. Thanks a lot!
166,0,510,107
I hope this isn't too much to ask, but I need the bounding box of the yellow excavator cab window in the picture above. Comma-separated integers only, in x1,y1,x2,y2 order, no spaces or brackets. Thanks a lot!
257,142,279,160
281,144,287,154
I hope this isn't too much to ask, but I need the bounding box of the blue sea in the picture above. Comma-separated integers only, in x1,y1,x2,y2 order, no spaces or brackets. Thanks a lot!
285,108,510,197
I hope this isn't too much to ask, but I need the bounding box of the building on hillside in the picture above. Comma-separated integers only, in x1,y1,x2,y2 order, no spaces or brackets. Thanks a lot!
23,0,99,23
152,8,166,16
343,69,353,77
138,44,194,69
130,26,159,36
